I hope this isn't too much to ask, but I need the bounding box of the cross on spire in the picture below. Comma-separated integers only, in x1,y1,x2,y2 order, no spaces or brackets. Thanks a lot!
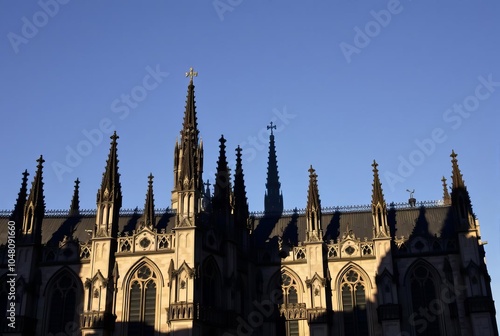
36,155,45,168
204,179,211,189
267,121,276,135
185,67,198,81
308,165,315,176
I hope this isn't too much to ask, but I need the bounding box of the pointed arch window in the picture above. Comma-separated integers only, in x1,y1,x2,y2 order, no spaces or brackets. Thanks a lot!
202,259,221,308
46,272,81,335
409,265,442,336
340,269,369,336
127,265,157,336
282,272,300,336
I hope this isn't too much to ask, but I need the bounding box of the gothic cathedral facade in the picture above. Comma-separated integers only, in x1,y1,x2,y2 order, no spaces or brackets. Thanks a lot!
0,70,498,336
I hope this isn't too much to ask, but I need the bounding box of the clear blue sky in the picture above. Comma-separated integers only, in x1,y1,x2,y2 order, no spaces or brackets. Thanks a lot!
1,0,499,319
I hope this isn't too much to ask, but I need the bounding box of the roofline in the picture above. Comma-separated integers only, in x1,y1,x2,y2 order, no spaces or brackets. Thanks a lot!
0,200,448,219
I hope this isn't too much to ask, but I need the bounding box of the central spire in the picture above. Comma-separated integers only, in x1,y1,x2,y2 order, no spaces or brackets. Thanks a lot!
172,68,204,222
264,121,283,215
181,67,200,142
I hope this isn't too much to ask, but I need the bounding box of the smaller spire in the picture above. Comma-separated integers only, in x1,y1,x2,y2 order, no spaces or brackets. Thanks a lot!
69,178,80,217
234,146,249,227
449,150,475,229
441,176,451,205
306,165,322,242
371,160,385,206
11,169,29,222
213,135,231,211
264,122,283,215
371,160,389,238
98,132,122,205
22,156,45,242
450,150,465,189
27,155,46,213
202,179,212,212
204,179,212,197
307,165,321,210
143,173,155,229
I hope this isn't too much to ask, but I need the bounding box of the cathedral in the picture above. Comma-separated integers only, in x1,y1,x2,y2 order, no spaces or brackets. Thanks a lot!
0,69,498,336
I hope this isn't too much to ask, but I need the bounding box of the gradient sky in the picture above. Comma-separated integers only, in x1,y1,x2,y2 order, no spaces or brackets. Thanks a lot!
1,0,499,320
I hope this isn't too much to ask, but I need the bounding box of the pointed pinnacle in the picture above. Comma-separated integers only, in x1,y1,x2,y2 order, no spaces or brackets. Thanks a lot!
143,173,155,228
308,165,315,176
28,155,45,211
371,160,385,205
36,155,45,168
450,150,465,188
69,178,80,216
441,176,451,205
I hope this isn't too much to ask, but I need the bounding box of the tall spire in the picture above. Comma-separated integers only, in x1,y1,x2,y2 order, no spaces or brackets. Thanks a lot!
98,132,122,206
213,135,231,215
69,178,80,217
306,165,322,242
371,160,389,238
22,156,45,242
264,121,283,215
441,176,451,205
233,146,249,228
142,173,156,229
181,67,200,146
172,68,204,213
10,169,29,229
